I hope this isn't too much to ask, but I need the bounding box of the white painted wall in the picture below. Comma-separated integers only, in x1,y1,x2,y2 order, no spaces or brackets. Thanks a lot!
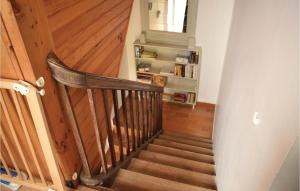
213,0,299,190
119,0,141,80
270,138,299,191
195,0,235,104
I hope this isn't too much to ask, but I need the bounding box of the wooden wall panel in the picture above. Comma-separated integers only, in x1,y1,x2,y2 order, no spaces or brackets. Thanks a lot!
44,0,134,173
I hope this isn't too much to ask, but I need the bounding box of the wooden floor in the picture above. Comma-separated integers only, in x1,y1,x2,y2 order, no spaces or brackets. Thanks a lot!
163,102,215,139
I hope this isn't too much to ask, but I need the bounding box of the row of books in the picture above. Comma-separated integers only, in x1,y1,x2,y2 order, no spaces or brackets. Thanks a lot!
174,64,197,79
173,92,196,104
175,51,199,65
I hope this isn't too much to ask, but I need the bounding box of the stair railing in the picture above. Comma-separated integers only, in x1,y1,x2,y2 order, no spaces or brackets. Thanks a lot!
47,52,164,186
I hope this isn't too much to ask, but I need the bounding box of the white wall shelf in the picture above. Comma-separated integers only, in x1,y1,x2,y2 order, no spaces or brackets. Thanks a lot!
134,40,201,108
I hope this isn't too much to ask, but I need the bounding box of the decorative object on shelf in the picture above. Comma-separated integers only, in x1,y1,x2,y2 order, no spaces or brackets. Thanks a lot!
137,63,151,72
152,75,168,87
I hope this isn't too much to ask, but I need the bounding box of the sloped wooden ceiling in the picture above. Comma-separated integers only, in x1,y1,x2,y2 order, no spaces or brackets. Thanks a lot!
43,0,134,174
45,0,133,76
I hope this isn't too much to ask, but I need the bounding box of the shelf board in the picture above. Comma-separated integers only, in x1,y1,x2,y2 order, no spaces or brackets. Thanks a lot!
163,99,196,106
160,73,198,81
134,40,200,52
164,84,196,93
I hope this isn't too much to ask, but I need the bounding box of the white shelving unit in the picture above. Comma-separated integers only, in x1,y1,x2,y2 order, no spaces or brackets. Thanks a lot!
134,40,201,109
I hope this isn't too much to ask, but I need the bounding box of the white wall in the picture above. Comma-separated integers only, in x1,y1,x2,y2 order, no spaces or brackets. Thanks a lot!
195,0,235,104
119,0,142,80
270,138,299,191
213,0,299,190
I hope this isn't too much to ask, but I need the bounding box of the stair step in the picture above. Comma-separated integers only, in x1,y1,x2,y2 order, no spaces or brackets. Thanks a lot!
138,150,215,175
147,144,214,164
164,130,213,144
112,169,216,191
127,158,217,190
159,134,213,149
153,139,214,156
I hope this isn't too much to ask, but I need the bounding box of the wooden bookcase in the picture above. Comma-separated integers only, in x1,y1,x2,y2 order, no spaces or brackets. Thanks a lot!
133,40,201,109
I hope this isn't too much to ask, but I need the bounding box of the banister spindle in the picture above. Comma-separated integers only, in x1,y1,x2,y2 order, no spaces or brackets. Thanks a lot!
159,93,163,130
87,89,108,174
140,91,145,143
135,91,141,147
128,90,136,151
151,92,155,136
121,90,130,155
58,84,92,177
102,89,116,167
112,90,124,161
145,92,149,141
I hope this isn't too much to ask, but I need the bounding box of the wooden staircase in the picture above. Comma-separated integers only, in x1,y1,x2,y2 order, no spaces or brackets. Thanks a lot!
111,131,216,191
47,54,216,191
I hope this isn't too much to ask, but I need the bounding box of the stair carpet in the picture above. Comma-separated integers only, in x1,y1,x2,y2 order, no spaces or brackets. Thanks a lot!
111,131,217,191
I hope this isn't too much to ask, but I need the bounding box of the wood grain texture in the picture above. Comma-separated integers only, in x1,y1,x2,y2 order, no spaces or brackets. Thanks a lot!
112,169,215,191
163,102,215,139
44,0,134,174
147,144,214,164
128,158,216,189
138,150,215,175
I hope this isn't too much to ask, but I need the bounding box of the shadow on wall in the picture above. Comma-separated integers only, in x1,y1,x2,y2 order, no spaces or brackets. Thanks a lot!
270,138,299,191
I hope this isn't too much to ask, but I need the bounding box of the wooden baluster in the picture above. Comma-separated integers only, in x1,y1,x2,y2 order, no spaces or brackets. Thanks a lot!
121,90,130,155
102,90,116,167
160,93,163,130
151,92,155,136
0,124,21,179
58,84,92,177
135,91,141,147
0,152,12,177
140,91,145,143
10,91,46,184
155,93,159,133
145,92,149,140
128,90,136,151
87,89,108,174
112,90,124,161
147,92,152,139
0,92,34,182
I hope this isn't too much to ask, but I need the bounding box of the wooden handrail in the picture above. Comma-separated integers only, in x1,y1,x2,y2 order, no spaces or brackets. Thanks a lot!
47,52,164,187
47,52,163,92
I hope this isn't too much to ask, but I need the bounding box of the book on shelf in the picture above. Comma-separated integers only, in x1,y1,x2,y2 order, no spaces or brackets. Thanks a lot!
174,64,197,79
175,51,199,65
173,92,196,104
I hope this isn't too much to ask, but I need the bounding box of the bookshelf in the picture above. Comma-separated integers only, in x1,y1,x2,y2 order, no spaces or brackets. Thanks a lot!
134,40,201,109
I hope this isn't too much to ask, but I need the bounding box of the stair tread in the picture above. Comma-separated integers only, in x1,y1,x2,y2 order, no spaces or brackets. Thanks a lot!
159,134,213,149
153,139,214,156
147,144,214,164
164,130,213,144
138,150,215,175
112,169,216,191
128,158,216,189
